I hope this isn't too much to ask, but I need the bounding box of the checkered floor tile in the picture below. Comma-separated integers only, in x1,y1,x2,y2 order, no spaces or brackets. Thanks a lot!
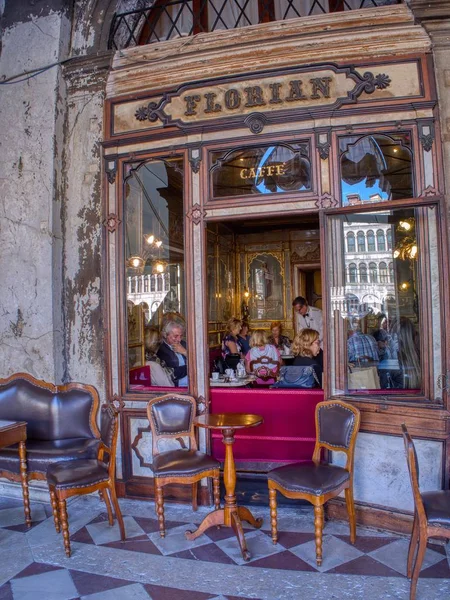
0,496,448,600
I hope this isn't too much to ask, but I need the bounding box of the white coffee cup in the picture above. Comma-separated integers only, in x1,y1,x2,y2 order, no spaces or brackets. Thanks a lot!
225,368,234,378
211,372,220,381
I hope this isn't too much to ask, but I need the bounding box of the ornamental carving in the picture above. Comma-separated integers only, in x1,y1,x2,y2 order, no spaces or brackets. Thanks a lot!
103,213,121,233
187,203,206,225
132,64,394,132
315,194,338,209
292,243,320,262
188,146,202,173
420,185,439,197
245,112,268,134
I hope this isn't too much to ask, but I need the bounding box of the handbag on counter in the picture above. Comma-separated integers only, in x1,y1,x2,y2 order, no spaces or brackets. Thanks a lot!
347,365,381,390
271,365,320,388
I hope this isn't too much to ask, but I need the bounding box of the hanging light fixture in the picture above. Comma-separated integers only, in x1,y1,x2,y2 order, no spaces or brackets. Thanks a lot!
128,255,145,269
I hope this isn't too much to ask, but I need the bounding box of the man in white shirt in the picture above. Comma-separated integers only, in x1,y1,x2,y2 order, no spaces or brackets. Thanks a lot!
293,296,323,349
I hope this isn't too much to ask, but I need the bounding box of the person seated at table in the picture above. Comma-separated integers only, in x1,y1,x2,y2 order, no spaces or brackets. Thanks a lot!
245,329,281,385
291,328,322,387
267,321,291,354
157,321,188,387
144,327,174,387
221,317,243,369
237,321,251,355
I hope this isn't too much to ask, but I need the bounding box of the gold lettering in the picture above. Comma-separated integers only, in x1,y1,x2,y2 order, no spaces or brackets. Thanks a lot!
266,165,275,176
224,88,241,110
249,168,256,177
244,86,266,108
286,80,307,102
276,164,286,175
184,94,201,116
310,77,332,99
204,92,222,113
269,83,282,104
240,168,249,178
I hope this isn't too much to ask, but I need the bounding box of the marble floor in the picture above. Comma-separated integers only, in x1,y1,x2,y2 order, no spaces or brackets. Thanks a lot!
0,494,449,600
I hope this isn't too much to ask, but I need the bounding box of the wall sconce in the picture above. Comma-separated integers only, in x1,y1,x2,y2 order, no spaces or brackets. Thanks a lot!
243,288,250,299
398,218,414,232
399,280,411,291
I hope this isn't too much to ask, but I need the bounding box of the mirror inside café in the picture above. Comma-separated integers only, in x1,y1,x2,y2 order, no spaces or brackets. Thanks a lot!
125,157,187,390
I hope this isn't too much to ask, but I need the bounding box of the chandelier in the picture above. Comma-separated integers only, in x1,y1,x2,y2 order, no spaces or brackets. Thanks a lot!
393,218,417,261
127,233,165,272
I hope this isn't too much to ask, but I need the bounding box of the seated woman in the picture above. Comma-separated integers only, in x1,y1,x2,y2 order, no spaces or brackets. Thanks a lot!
238,321,251,355
291,328,322,387
144,328,175,387
245,329,281,385
267,321,291,354
221,317,243,369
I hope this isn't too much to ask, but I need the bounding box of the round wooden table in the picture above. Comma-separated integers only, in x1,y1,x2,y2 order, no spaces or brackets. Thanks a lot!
185,412,263,561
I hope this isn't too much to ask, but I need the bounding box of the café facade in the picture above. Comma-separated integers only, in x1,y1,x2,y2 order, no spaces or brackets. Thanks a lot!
1,0,449,532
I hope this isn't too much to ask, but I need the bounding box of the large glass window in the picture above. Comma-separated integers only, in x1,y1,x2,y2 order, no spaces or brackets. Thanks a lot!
327,205,443,400
347,232,355,253
357,231,365,252
367,230,375,252
340,133,413,206
211,143,311,198
124,157,186,391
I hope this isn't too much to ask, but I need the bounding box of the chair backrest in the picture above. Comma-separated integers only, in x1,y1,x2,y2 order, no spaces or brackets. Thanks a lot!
147,393,197,456
401,423,426,522
98,403,119,479
250,356,280,383
0,372,100,440
313,400,360,471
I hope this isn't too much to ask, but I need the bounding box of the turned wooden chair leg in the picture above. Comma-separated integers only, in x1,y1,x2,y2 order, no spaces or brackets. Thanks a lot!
192,482,198,512
108,485,125,541
213,475,220,510
99,489,114,526
49,488,60,533
407,512,419,579
344,485,357,544
58,498,71,558
409,530,427,600
314,504,324,566
269,487,278,544
156,482,166,538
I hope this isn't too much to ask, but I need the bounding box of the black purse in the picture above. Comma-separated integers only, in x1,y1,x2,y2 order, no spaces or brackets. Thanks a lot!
272,365,320,388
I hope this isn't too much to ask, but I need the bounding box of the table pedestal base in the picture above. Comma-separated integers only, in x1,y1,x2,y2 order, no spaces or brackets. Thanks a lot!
185,505,263,561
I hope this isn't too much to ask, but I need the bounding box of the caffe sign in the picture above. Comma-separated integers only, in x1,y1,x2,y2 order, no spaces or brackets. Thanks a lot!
134,65,391,130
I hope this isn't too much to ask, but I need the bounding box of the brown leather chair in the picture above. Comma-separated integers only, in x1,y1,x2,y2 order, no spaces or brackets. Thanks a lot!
268,399,360,566
401,423,450,600
250,356,280,385
147,393,220,537
46,404,125,557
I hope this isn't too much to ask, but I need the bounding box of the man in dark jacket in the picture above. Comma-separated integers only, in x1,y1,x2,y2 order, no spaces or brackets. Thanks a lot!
157,321,188,386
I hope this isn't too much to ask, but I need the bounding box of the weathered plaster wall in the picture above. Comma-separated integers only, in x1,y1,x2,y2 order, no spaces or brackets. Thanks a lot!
0,3,70,381
61,54,111,391
0,0,111,394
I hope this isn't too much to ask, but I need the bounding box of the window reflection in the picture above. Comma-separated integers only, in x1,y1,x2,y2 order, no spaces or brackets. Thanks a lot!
211,143,311,198
329,207,426,395
340,134,413,206
124,157,186,390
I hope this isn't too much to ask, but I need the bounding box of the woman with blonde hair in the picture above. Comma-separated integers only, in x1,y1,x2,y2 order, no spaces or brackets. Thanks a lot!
245,329,280,384
221,317,243,357
291,328,322,387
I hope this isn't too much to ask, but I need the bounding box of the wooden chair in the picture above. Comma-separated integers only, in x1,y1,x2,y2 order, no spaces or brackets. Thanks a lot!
250,356,280,385
268,399,360,566
46,404,125,557
147,393,221,537
401,424,450,600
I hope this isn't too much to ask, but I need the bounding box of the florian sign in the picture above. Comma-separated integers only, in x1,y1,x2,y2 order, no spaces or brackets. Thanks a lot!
134,65,391,133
